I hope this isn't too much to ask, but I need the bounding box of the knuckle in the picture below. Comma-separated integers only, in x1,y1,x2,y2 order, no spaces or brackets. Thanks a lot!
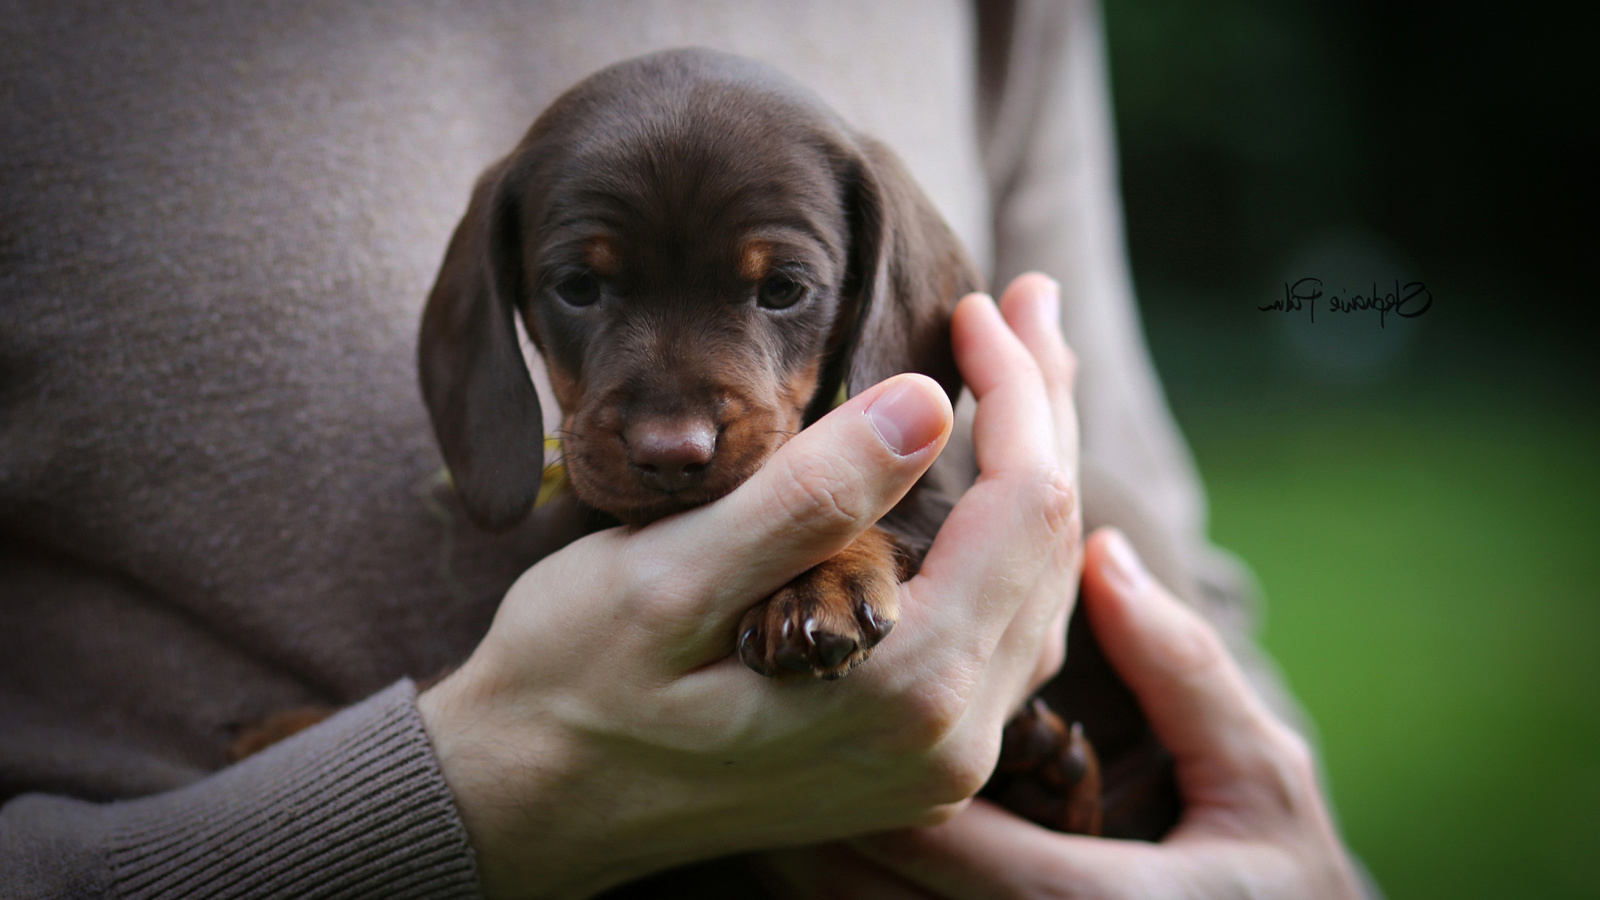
1248,720,1320,816
1269,722,1318,782
1057,511,1084,572
890,683,968,755
899,697,1001,808
1033,467,1078,541
923,747,993,806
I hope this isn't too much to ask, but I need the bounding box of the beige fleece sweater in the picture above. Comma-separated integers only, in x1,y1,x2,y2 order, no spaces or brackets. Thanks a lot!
0,2,1274,896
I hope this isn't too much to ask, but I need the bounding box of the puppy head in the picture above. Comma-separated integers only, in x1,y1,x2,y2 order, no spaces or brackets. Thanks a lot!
420,49,979,531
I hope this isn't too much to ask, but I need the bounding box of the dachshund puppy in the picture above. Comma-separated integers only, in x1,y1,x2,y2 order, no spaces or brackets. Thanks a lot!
420,48,975,680
223,51,1177,857
416,49,1172,847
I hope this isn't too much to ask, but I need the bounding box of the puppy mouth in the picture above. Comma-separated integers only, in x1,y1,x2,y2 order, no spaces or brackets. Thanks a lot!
565,468,744,525
616,480,741,524
563,438,776,525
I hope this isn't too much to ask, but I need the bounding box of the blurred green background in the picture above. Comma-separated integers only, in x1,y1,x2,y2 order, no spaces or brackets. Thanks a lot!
1101,2,1598,897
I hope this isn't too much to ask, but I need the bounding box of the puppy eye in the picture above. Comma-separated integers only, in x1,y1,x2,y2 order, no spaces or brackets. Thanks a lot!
555,273,601,307
757,274,805,310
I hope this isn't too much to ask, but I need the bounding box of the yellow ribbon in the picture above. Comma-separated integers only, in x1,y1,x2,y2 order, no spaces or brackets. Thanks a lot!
536,435,568,508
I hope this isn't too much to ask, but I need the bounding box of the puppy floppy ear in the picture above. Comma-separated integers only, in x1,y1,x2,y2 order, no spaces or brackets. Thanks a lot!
418,160,546,531
809,137,983,424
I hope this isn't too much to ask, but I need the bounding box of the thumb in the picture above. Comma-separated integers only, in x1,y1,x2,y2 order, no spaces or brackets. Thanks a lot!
647,373,952,630
1081,528,1279,796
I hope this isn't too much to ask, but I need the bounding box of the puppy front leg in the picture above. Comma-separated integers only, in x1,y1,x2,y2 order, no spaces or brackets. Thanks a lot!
737,526,903,680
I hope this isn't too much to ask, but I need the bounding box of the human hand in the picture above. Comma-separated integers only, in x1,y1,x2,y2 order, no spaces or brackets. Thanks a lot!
417,273,1083,900
766,528,1367,900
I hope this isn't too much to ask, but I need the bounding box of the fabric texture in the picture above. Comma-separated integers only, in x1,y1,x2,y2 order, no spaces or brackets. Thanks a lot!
1,0,1294,895
1,681,481,899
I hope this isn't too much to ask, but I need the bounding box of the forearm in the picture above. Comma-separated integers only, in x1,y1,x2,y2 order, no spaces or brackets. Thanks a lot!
1,681,482,900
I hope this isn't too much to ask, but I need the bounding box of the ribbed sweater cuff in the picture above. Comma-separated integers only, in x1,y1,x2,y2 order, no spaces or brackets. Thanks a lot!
108,679,483,900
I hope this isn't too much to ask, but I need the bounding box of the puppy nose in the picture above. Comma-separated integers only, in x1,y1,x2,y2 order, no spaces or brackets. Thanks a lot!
626,418,717,492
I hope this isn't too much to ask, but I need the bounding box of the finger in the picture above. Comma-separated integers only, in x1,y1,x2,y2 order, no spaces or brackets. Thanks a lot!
860,799,1313,900
995,273,1078,474
993,275,1082,569
948,293,1057,481
1081,528,1286,803
853,799,1165,900
901,295,1074,657
984,277,1084,702
642,373,952,633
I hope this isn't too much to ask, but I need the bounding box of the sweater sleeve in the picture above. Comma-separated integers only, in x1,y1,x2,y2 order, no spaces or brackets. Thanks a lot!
0,680,484,900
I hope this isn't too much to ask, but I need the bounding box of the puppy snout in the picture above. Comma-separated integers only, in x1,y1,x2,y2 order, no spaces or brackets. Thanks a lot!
625,417,717,493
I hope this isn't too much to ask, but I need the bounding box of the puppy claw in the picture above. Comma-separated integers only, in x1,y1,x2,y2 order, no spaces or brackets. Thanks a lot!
855,599,894,646
736,542,900,680
736,528,903,679
740,627,775,676
1059,721,1092,785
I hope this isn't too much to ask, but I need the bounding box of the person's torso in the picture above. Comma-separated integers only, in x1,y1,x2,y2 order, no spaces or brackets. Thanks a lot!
0,0,991,799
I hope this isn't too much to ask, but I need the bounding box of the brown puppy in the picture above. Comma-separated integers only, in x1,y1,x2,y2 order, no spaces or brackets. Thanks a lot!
416,51,1128,849
420,48,976,681
224,52,1170,857
224,52,1179,866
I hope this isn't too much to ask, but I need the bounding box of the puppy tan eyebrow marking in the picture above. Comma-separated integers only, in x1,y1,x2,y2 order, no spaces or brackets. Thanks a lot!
737,239,772,282
582,235,619,276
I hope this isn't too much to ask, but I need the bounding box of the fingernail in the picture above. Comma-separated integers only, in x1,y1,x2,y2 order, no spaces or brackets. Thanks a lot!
1035,277,1061,332
866,377,943,456
1101,529,1151,598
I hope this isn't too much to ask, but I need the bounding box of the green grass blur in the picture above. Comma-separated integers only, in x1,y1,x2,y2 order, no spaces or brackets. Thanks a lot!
1183,394,1600,899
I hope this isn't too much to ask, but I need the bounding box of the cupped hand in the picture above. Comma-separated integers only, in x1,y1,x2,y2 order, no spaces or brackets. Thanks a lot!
770,528,1368,900
418,273,1081,900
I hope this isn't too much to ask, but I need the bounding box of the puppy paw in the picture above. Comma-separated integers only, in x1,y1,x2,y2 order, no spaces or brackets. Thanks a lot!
738,528,901,680
988,697,1104,835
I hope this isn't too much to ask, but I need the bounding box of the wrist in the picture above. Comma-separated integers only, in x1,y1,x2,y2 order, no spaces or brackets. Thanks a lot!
418,654,723,899
418,661,586,899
